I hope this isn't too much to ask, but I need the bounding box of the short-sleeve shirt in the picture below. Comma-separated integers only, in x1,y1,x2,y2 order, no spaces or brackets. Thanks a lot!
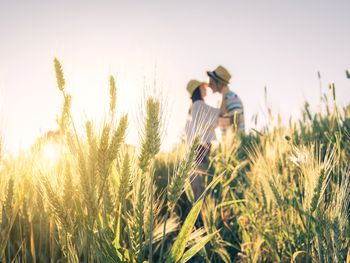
223,90,245,131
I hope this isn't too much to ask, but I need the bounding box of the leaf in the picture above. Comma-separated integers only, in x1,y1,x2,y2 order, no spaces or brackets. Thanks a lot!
346,69,350,79
179,231,218,263
166,198,204,263
113,206,122,250
292,250,306,262
30,221,36,262
197,172,224,201
252,237,265,263
213,247,231,263
217,199,246,209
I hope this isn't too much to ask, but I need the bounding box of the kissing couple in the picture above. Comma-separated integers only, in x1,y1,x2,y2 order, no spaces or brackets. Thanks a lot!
184,65,245,200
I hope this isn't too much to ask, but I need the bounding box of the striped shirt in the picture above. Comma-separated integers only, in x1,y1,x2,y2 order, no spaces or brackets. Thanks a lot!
222,90,245,132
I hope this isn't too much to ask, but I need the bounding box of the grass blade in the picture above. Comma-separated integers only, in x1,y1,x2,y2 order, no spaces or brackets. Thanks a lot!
179,231,217,263
166,198,204,263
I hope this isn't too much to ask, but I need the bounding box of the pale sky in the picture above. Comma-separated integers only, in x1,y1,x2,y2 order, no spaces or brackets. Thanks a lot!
1,0,350,153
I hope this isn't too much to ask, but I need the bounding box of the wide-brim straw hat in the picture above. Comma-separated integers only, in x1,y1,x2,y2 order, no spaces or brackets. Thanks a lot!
207,65,231,84
186,79,207,97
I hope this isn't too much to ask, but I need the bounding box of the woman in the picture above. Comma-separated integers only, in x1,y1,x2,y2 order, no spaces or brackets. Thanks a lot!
185,79,220,201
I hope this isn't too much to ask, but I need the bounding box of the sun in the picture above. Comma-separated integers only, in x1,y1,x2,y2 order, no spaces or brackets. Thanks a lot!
41,141,61,163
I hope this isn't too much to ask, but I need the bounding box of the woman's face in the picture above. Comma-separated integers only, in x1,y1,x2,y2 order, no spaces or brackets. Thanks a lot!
199,83,208,99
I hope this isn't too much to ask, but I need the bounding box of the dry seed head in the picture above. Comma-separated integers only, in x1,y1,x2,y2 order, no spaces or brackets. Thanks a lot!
41,177,71,231
128,169,147,259
99,125,110,156
329,82,336,101
86,121,95,147
97,125,111,203
139,98,161,173
63,162,75,210
109,75,117,115
109,115,128,163
102,177,115,214
4,177,15,216
346,69,350,79
54,58,65,91
118,152,131,204
167,136,200,211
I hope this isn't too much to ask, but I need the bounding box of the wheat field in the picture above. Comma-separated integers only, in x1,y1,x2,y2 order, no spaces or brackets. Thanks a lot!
0,59,349,262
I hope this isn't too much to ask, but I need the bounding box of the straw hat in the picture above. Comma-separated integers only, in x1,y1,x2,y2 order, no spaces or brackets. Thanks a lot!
186,79,207,96
207,65,231,84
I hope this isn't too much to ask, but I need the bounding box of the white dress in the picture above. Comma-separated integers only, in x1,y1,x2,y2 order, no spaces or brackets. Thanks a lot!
184,101,220,145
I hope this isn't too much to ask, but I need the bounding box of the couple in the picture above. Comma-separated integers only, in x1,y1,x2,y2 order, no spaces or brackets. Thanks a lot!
185,65,245,200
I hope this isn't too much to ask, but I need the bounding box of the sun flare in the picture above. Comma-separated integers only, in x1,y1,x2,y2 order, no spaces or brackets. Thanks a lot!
41,141,61,163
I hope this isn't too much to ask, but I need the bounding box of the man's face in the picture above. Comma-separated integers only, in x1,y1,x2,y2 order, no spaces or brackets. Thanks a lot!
209,78,219,93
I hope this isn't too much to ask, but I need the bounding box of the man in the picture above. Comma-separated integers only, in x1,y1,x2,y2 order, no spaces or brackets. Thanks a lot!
207,65,245,134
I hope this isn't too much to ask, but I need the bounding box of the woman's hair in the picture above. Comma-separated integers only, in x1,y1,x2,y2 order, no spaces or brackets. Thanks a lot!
191,87,202,103
188,86,203,115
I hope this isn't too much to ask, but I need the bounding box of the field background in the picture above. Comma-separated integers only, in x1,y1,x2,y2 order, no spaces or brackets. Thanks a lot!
0,60,349,262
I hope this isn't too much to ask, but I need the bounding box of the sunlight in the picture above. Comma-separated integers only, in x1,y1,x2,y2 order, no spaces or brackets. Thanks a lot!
41,141,61,163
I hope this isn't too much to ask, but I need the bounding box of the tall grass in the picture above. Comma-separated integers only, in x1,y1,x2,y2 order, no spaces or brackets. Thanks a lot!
0,58,215,263
0,60,349,262
227,84,350,262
